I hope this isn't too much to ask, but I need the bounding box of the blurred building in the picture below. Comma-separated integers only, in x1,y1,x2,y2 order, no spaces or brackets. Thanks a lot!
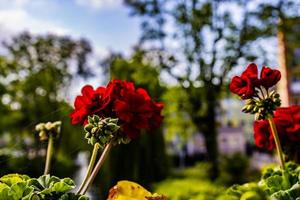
186,126,246,156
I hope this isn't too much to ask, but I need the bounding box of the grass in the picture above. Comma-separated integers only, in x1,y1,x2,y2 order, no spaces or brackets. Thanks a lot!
153,163,226,200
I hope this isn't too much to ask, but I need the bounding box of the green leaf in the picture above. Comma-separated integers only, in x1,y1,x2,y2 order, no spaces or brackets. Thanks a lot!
0,187,11,200
58,193,89,200
0,183,9,192
0,174,29,186
272,182,300,200
27,175,76,199
0,182,34,200
264,175,283,194
52,178,75,193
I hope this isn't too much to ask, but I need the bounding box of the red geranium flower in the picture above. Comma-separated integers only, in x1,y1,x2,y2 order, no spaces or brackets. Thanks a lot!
229,63,258,99
253,120,276,151
106,80,135,100
275,106,300,142
229,63,282,100
113,87,164,139
253,105,300,151
70,80,164,139
260,66,281,89
241,63,259,83
70,85,109,125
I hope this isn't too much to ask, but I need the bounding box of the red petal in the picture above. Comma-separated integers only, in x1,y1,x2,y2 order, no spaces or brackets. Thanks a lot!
136,88,151,100
74,96,85,108
81,85,95,99
114,100,132,122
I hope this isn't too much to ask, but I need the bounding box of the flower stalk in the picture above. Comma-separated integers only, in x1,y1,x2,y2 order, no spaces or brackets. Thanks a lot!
35,121,61,175
77,143,101,194
44,135,54,175
267,115,285,170
79,139,113,195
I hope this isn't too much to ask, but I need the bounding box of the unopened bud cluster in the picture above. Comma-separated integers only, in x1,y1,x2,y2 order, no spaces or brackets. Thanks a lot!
84,115,121,147
35,121,61,141
242,91,281,120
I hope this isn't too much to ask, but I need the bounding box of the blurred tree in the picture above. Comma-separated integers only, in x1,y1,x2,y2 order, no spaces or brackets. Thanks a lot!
97,49,169,197
250,0,300,106
246,0,300,162
124,0,261,179
0,32,93,177
162,86,196,144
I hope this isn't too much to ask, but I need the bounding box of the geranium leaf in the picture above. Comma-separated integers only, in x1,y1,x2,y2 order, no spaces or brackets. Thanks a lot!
52,179,75,193
58,193,89,200
0,174,29,186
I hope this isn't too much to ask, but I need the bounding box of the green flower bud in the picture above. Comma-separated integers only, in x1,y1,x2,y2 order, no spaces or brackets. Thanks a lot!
93,115,100,123
39,131,48,141
91,127,99,135
84,124,93,132
90,136,96,145
35,121,61,141
35,123,45,132
30,193,41,200
44,122,53,130
110,118,119,124
85,132,91,139
83,115,121,147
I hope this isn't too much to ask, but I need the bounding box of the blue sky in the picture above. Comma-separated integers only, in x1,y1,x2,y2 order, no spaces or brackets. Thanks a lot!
0,0,281,100
0,0,140,54
0,0,142,100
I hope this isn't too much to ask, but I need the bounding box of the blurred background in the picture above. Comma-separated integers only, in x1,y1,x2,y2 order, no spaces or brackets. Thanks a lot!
0,0,300,199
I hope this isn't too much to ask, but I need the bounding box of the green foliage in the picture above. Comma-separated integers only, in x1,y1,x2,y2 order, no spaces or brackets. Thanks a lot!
104,49,164,98
224,162,300,200
0,174,88,200
124,0,264,178
162,86,196,144
223,183,267,200
217,153,251,186
95,49,169,199
0,32,92,177
27,175,75,195
154,163,225,200
0,174,30,186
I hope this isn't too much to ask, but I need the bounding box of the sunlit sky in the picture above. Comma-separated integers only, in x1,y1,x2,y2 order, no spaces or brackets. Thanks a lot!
0,0,142,100
0,0,140,53
0,0,281,101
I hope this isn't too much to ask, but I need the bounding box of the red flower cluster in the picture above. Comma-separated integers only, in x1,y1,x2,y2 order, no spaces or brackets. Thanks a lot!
70,80,164,139
253,106,300,150
229,63,281,99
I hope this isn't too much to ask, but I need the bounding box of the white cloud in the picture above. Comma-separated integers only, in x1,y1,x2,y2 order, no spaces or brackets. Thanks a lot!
0,8,70,40
0,0,30,8
75,0,122,10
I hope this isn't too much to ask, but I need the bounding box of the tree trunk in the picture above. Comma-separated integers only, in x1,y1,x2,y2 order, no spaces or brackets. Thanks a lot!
203,113,219,179
277,19,290,106
201,91,219,180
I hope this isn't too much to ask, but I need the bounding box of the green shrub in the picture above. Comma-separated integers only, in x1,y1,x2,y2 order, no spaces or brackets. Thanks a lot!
153,163,225,200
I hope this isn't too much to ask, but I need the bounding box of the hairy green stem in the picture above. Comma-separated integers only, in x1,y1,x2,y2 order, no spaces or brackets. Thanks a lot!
44,135,54,175
77,143,101,194
79,140,113,195
267,115,285,170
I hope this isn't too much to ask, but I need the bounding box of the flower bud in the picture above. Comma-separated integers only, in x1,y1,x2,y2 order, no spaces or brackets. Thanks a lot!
35,121,61,141
45,122,53,130
84,124,93,132
83,115,121,147
90,136,96,145
91,127,99,135
39,131,48,141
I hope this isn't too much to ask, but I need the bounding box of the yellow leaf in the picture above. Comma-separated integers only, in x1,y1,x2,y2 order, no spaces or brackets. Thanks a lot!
107,180,168,200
